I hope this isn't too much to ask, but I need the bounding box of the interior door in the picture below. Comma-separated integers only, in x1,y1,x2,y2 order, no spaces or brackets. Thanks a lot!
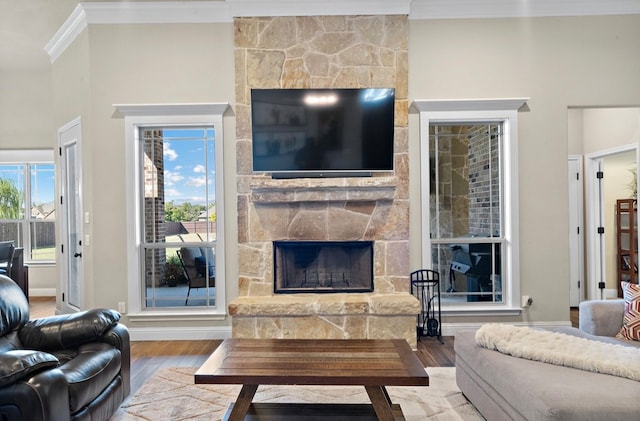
58,118,84,311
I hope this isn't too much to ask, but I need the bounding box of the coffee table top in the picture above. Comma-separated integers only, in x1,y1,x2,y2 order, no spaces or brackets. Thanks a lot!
195,338,429,387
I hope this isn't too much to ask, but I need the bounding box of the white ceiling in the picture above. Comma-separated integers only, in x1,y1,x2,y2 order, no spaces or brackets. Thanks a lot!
1,0,639,71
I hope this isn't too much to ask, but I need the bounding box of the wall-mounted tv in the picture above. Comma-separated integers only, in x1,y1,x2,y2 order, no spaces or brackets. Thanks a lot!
251,88,395,178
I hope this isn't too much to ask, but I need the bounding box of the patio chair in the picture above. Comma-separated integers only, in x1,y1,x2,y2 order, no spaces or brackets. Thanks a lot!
0,241,14,278
177,247,215,305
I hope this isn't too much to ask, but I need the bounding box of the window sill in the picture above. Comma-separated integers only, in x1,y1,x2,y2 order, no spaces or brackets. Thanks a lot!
24,261,56,267
126,309,227,322
442,305,522,317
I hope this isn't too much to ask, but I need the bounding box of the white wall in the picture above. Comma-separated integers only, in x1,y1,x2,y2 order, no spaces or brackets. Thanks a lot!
51,23,237,328
0,69,57,293
409,15,640,323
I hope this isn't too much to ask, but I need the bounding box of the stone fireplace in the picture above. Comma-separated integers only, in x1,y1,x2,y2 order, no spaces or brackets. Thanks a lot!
274,240,374,293
230,15,420,349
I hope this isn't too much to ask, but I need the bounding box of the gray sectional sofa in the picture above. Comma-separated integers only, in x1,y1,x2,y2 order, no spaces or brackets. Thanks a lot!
455,299,640,421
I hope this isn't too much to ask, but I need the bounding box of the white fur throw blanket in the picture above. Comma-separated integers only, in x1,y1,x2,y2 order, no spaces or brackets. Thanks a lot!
475,324,640,381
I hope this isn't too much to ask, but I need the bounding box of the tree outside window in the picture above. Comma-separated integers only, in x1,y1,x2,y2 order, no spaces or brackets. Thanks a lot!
0,161,56,262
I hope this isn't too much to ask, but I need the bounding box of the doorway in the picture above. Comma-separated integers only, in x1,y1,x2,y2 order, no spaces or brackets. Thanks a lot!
569,107,640,304
585,147,638,300
58,117,84,312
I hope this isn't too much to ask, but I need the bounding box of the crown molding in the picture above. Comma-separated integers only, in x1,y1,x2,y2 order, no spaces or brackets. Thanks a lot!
44,4,88,64
226,0,412,17
45,0,640,63
45,1,233,63
409,0,640,20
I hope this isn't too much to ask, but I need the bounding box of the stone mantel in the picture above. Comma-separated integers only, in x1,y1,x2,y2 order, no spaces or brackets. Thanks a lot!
250,176,397,203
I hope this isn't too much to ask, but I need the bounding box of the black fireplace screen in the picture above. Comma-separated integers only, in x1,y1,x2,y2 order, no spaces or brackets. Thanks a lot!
273,241,374,293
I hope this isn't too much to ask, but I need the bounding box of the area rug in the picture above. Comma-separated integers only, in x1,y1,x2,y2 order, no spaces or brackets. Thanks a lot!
110,366,484,420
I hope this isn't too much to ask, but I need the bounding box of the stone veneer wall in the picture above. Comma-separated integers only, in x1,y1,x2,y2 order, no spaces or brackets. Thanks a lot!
231,15,419,348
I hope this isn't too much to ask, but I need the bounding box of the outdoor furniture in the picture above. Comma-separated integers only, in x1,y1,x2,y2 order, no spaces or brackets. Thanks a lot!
177,247,215,305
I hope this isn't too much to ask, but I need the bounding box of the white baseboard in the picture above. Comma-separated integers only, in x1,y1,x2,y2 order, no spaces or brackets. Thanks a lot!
129,321,574,341
29,288,56,297
129,326,232,341
441,320,573,337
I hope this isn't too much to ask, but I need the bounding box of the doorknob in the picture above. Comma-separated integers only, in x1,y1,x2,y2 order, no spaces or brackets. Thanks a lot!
74,252,82,257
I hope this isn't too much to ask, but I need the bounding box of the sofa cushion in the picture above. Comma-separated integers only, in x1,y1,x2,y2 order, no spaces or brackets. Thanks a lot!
0,350,59,387
551,325,640,348
456,329,640,421
0,275,29,337
57,342,122,413
476,323,640,381
19,308,120,350
616,281,640,341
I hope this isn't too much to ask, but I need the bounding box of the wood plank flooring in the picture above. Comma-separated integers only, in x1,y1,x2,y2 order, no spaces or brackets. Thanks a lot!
28,297,578,396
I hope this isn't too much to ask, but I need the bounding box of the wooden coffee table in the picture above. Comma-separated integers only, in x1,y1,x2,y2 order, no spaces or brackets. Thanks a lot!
195,338,429,421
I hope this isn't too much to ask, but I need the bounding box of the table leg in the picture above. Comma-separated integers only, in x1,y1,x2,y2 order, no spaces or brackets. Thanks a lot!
365,386,396,421
227,384,258,421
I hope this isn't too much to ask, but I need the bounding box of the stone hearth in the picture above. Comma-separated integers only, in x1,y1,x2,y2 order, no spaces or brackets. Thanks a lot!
229,293,420,349
231,15,419,349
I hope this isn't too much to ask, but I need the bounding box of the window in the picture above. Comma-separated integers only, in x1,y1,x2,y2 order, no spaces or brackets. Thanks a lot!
141,127,216,309
414,99,526,313
0,150,56,263
117,104,228,317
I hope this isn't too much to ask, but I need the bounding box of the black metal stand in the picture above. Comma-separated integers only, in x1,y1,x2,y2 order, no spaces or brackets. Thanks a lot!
410,269,442,343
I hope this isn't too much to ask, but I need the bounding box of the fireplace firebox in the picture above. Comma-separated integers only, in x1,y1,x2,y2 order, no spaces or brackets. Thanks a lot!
273,241,374,293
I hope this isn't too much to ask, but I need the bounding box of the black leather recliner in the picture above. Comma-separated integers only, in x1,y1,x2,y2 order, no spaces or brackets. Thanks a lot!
0,275,130,421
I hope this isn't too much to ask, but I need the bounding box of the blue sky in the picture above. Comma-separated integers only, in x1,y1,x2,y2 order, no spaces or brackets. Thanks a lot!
0,164,55,207
161,128,215,206
1,128,215,210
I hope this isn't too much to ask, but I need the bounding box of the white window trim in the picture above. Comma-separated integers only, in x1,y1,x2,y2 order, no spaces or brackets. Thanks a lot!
413,98,527,316
0,149,56,266
115,103,229,320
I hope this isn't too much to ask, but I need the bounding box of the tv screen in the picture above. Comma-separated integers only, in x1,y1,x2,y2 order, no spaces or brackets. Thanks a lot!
251,88,395,176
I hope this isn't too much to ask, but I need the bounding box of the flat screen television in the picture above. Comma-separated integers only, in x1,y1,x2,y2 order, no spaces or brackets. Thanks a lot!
251,88,395,177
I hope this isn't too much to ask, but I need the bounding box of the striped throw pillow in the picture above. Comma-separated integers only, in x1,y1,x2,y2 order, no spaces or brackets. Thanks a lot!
616,281,640,341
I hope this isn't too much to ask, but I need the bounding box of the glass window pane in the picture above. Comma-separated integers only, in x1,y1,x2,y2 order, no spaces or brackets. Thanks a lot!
140,127,217,310
0,160,55,263
30,164,55,217
30,164,56,261
0,221,22,246
429,124,502,240
430,123,503,306
143,246,215,308
30,221,56,260
432,242,502,303
0,164,25,220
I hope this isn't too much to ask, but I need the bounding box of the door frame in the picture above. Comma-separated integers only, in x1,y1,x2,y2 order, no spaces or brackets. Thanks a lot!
57,116,84,312
585,144,639,300
568,155,584,306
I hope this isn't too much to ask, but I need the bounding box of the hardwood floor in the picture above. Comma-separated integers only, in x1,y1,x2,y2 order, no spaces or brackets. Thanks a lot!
28,297,577,396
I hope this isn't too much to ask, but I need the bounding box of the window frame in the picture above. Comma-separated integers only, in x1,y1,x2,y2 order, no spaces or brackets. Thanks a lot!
116,103,229,320
0,149,56,265
414,99,526,315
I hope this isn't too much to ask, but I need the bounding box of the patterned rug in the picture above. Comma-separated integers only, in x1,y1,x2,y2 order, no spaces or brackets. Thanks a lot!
111,366,484,420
